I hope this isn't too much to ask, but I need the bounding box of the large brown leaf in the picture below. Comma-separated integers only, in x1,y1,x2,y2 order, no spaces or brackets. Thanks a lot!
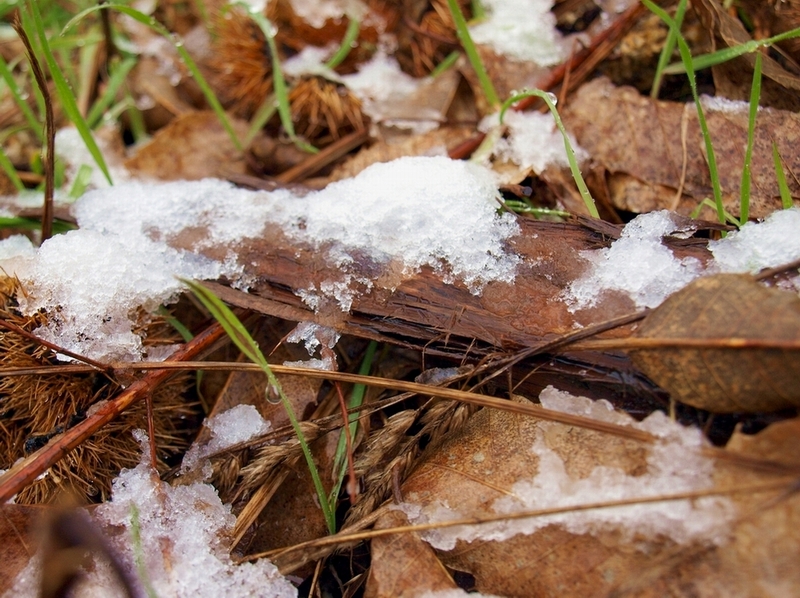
397,393,799,597
630,274,800,412
562,77,800,219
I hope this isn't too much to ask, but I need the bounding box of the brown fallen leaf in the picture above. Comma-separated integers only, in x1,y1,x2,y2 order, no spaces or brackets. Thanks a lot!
630,273,800,412
124,111,249,181
397,392,798,597
365,509,458,598
693,0,800,94
561,77,800,219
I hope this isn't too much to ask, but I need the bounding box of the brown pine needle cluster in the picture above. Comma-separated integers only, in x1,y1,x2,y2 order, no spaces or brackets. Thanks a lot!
398,0,465,77
0,277,197,504
289,76,367,146
209,9,274,118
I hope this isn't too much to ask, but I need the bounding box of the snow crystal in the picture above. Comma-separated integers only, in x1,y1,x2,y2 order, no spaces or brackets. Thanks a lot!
0,156,516,362
182,405,271,474
469,0,565,65
701,95,753,114
710,208,800,273
55,127,130,189
402,386,733,552
5,432,296,598
567,208,800,313
479,109,587,174
283,321,341,371
566,210,704,311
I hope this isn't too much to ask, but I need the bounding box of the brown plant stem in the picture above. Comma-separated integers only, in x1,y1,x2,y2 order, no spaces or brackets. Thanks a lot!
11,14,54,242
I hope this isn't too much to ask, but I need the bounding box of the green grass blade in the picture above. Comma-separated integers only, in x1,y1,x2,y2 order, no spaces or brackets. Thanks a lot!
245,94,277,146
68,163,94,198
0,216,76,234
63,4,243,152
0,144,25,191
236,5,318,154
86,55,138,128
182,279,335,533
651,0,687,98
500,90,599,218
0,53,43,140
739,51,762,224
429,50,460,78
446,0,499,109
325,16,360,69
772,142,794,210
645,0,725,225
663,26,800,75
28,0,113,185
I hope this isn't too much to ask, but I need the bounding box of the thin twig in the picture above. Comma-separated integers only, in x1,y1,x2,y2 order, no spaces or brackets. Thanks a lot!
0,322,226,503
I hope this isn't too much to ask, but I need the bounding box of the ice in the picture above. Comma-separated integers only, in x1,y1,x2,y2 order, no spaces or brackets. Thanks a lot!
566,210,704,311
469,0,565,65
710,208,800,273
182,405,271,474
479,109,587,174
401,386,733,552
282,45,338,79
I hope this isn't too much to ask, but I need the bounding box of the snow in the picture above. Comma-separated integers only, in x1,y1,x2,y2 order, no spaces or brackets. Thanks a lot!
55,127,131,190
181,405,271,474
288,0,361,28
340,51,444,132
701,95,753,114
566,210,704,310
479,109,587,174
710,208,800,273
4,432,296,598
0,156,517,362
283,321,341,371
400,386,734,552
567,208,800,312
469,0,565,65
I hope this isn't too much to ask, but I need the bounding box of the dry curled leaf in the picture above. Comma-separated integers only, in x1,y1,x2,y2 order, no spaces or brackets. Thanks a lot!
630,274,800,412
562,77,800,218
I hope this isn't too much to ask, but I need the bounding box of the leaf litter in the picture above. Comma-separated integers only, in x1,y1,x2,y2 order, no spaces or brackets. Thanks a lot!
1,0,800,596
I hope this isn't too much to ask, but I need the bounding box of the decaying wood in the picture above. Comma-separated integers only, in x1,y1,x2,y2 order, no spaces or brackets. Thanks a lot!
199,217,710,356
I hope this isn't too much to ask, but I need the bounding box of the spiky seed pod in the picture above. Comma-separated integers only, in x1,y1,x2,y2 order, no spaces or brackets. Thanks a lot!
288,76,367,146
209,8,274,118
397,0,466,77
0,278,198,504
